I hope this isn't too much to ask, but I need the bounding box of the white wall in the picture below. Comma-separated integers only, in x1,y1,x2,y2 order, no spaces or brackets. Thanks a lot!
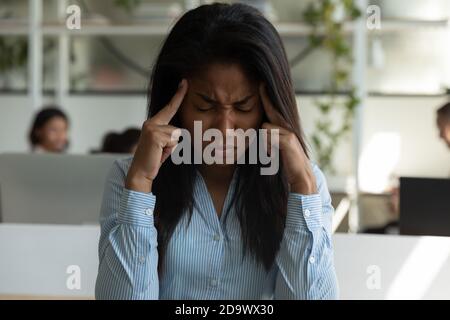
362,97,450,178
1,94,449,182
297,95,450,178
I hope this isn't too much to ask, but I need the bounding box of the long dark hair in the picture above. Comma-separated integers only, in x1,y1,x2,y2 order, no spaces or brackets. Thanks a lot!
148,3,310,272
29,106,69,149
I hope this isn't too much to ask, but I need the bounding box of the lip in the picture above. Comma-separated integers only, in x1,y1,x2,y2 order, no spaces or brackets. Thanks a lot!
214,147,236,156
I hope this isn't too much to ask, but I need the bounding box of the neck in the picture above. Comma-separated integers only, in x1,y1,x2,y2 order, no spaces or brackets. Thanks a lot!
199,164,236,188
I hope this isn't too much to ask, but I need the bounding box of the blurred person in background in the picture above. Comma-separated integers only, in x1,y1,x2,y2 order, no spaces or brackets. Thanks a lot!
436,102,450,149
364,102,450,234
28,106,69,153
119,128,141,154
94,128,141,154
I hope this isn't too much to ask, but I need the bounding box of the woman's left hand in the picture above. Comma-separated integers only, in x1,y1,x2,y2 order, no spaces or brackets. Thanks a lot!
259,84,317,195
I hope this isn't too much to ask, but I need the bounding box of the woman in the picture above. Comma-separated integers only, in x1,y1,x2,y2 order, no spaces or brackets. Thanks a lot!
95,3,338,300
29,107,69,153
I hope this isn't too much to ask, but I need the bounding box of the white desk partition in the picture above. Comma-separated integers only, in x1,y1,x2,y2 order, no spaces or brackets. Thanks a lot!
0,153,122,225
334,233,450,299
0,223,99,299
0,223,449,299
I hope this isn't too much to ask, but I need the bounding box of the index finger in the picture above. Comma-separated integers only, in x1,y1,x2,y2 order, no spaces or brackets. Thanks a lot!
153,79,188,124
259,83,289,128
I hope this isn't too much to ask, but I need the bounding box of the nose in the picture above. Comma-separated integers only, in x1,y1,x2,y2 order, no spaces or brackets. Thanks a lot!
214,108,236,137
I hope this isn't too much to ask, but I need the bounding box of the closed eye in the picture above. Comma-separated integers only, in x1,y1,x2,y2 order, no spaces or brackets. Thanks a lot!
234,104,253,112
195,105,214,112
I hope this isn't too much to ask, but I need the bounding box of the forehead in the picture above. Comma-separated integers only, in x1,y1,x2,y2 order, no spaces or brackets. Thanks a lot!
45,117,67,127
189,63,257,104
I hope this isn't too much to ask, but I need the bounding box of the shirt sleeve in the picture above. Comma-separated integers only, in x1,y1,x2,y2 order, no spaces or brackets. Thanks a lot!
95,158,159,300
274,162,339,300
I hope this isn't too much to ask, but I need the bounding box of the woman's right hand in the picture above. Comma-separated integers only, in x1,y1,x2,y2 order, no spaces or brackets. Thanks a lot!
125,79,188,193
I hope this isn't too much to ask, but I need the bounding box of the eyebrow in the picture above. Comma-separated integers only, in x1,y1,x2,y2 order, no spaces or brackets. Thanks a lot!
195,93,254,106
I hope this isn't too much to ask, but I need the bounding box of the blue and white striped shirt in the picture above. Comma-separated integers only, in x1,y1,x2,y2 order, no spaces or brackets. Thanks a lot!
95,156,338,299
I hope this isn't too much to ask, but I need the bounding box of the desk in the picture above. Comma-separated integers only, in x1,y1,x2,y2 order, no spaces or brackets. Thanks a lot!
1,223,449,299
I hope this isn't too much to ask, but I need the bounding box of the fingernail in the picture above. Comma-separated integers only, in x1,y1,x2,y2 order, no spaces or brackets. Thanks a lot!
171,129,182,141
178,79,185,89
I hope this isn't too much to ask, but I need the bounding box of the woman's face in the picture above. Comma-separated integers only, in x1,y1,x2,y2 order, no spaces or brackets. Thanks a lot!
437,115,450,148
179,63,264,164
36,116,69,152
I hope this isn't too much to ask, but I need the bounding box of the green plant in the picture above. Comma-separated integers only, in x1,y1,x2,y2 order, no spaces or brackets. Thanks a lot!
0,37,28,73
300,0,361,174
0,36,58,89
113,0,142,13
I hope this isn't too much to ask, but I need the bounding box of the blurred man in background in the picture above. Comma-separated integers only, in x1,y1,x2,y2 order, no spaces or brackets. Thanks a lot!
437,102,450,149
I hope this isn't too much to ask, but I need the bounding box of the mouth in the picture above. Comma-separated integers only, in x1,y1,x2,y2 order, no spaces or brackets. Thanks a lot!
214,145,236,156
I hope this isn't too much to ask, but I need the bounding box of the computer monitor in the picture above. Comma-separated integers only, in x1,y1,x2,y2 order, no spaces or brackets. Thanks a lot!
399,177,450,237
0,153,124,225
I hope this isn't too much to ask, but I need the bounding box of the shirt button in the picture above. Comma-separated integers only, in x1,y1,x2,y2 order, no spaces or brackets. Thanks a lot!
210,279,218,287
138,256,146,264
309,255,315,264
145,208,153,216
213,234,221,241
304,209,311,217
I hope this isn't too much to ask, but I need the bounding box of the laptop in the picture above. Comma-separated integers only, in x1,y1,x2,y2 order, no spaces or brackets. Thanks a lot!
399,177,450,237
0,153,124,225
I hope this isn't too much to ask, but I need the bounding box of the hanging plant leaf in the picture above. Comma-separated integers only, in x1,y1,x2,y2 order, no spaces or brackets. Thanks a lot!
299,0,361,173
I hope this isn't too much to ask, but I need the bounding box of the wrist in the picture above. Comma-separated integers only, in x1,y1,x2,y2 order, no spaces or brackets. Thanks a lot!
290,180,317,195
125,173,153,194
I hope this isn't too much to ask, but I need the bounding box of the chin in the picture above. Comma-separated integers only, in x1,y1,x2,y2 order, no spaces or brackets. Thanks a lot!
212,162,235,167
53,146,66,153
